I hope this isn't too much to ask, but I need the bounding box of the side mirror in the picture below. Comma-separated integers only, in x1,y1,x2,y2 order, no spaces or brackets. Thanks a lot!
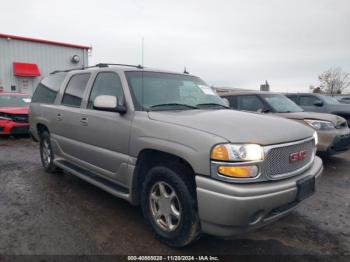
313,100,323,107
221,98,230,107
93,95,126,114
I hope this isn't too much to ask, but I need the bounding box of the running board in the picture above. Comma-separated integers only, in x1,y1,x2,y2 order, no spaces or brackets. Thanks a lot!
54,159,131,202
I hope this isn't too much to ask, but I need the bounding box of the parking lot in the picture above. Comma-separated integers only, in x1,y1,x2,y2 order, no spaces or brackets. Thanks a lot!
0,136,349,257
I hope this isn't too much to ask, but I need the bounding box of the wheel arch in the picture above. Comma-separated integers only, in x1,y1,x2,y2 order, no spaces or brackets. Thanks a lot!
131,149,197,205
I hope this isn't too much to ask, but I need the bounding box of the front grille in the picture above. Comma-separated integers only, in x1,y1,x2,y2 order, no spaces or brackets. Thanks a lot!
261,139,315,179
12,114,29,123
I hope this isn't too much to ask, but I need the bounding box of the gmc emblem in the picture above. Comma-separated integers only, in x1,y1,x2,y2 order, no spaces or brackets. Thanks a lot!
289,151,306,163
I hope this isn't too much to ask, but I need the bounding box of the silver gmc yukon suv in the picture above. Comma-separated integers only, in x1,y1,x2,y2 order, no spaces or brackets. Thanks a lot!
29,64,323,247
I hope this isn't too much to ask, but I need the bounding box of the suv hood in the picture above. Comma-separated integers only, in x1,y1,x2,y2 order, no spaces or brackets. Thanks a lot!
0,107,29,114
148,109,314,145
275,112,346,126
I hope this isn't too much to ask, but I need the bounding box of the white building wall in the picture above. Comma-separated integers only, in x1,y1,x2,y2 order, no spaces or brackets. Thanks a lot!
0,37,89,94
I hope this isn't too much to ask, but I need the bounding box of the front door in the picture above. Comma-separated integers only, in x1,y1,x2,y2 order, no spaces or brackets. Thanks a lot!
77,71,132,181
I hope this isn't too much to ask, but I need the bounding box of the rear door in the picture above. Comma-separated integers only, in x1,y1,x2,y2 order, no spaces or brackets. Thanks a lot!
52,73,92,160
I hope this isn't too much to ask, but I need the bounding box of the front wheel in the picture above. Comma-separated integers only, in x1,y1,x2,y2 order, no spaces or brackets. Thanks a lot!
40,131,61,173
141,165,201,247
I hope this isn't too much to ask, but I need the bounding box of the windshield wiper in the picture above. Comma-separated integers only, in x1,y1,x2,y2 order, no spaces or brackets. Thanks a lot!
196,103,230,109
149,103,198,111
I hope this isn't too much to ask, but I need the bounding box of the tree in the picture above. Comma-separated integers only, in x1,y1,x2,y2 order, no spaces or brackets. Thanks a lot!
317,68,350,95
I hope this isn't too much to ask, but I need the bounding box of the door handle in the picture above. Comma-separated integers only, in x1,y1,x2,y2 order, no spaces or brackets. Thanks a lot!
56,113,63,121
80,117,88,126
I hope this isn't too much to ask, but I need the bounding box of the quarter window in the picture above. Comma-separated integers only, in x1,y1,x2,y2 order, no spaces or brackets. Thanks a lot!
62,73,90,107
87,72,124,109
32,73,66,104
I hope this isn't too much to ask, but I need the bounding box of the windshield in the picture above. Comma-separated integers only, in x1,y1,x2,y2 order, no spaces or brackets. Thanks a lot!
125,72,226,111
261,94,304,113
322,95,341,104
0,95,31,107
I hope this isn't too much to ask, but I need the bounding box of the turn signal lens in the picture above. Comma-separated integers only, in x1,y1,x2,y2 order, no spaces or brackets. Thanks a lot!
211,144,264,161
217,165,258,178
211,144,229,161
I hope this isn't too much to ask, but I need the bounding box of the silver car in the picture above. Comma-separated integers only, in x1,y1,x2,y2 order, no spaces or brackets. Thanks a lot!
30,64,323,247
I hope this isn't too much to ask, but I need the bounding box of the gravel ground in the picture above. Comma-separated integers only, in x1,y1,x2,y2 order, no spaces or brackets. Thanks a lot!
0,136,349,259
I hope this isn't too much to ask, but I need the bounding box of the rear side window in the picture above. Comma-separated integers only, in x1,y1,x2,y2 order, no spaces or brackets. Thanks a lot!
62,73,90,107
237,95,265,111
87,72,124,109
32,73,66,104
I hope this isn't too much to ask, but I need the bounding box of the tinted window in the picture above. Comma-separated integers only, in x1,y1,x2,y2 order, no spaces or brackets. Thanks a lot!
32,73,66,104
62,74,90,107
223,95,238,108
88,72,124,109
299,95,322,106
237,95,265,111
287,95,298,103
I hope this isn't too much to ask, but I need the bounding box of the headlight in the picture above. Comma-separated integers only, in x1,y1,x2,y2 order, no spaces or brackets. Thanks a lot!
304,119,335,130
211,144,264,162
313,131,318,146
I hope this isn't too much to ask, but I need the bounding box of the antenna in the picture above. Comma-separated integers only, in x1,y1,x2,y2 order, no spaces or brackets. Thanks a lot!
141,37,144,67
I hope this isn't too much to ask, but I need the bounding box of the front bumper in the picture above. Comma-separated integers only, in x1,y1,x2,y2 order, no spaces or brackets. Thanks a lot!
0,120,29,135
326,132,350,155
317,128,350,155
196,156,323,237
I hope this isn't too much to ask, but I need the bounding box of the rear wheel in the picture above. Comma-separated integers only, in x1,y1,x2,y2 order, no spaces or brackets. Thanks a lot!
141,164,201,247
40,131,61,173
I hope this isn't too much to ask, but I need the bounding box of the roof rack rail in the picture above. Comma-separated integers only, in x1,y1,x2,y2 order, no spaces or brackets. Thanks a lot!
50,63,144,74
95,63,144,69
50,65,99,74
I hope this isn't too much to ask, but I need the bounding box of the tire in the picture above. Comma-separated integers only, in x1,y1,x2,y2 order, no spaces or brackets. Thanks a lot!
141,164,201,247
39,131,61,173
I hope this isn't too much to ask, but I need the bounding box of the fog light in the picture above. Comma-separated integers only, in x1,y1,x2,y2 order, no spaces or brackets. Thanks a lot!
217,165,258,178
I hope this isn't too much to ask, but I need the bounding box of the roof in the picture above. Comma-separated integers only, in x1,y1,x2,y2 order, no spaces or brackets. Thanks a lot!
0,33,91,50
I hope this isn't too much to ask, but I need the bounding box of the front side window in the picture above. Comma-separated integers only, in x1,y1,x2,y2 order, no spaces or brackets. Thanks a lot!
0,95,31,107
62,73,90,107
88,72,124,109
125,71,226,111
299,96,322,106
32,73,66,104
237,95,265,112
261,94,304,113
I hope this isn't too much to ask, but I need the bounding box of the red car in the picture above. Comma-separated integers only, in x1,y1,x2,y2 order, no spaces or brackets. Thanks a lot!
0,92,31,135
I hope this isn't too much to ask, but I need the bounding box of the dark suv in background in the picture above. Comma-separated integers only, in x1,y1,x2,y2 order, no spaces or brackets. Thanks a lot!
220,91,350,156
286,93,350,126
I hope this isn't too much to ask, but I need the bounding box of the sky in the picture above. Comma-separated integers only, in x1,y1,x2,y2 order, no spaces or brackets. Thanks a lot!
1,0,350,92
